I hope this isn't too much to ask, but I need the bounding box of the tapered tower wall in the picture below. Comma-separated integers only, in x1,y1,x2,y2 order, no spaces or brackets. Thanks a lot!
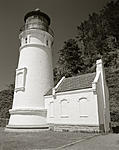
7,9,54,129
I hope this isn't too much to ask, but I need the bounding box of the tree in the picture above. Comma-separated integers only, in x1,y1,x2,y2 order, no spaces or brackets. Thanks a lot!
76,11,119,69
55,1,119,82
54,0,119,125
54,39,85,84
0,84,14,119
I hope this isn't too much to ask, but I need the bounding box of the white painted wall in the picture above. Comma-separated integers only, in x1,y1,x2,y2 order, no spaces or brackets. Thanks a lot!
45,59,110,132
8,27,54,127
45,89,99,126
96,60,110,132
9,115,47,126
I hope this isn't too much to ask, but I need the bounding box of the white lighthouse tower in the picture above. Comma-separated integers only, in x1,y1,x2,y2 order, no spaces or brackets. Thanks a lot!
7,9,54,129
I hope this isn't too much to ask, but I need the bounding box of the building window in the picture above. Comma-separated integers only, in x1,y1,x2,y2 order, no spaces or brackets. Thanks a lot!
60,99,68,118
15,68,27,92
79,97,88,117
49,102,54,118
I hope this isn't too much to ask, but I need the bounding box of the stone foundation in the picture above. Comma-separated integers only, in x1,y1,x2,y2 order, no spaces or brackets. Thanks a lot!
49,124,100,133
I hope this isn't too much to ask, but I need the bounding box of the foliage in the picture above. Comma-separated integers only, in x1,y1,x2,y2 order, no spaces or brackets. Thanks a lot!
54,0,119,125
106,68,119,124
54,39,85,84
55,0,119,83
0,0,119,126
0,84,14,119
76,1,119,69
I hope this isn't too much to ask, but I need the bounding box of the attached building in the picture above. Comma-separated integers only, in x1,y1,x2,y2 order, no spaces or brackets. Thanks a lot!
45,59,111,132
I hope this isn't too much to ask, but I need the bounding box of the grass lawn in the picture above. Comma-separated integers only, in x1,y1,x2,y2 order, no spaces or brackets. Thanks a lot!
0,128,97,150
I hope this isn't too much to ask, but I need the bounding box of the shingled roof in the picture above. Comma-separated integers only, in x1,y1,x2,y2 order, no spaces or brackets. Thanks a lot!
45,72,96,96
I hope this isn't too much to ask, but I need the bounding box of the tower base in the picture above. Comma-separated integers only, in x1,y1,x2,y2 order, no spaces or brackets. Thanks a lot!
7,108,48,131
5,125,49,132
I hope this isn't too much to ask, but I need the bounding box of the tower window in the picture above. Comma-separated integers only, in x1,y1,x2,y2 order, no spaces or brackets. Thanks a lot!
25,37,27,44
15,68,27,92
46,40,48,46
51,42,53,47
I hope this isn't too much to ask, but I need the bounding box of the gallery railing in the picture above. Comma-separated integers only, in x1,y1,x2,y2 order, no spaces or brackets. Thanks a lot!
20,22,54,37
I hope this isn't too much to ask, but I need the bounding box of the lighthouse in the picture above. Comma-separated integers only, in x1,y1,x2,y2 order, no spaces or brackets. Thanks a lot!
7,9,54,129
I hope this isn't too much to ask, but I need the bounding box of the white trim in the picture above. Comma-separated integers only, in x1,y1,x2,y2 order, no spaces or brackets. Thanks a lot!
92,72,100,93
15,87,25,92
9,108,46,111
96,59,102,65
60,99,69,103
49,101,54,118
52,88,55,96
78,97,89,117
96,59,107,132
45,95,53,98
56,88,93,96
78,97,87,101
60,99,69,118
16,67,27,72
9,108,47,116
15,67,27,92
50,76,65,98
55,76,65,89
19,43,51,52
92,72,100,83
27,35,31,43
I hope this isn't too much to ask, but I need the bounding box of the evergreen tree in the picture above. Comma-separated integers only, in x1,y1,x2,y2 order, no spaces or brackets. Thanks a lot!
54,39,85,84
54,0,119,125
0,84,14,119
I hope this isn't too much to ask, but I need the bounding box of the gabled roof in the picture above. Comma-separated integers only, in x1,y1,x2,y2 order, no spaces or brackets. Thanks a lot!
45,72,96,96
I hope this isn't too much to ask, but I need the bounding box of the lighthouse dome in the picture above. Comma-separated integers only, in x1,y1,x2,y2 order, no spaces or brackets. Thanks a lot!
24,9,51,25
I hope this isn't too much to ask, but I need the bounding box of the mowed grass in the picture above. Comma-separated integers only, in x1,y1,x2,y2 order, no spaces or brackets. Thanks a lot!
0,128,97,150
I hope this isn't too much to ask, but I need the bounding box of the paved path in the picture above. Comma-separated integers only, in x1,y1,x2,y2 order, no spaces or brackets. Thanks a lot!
58,134,119,150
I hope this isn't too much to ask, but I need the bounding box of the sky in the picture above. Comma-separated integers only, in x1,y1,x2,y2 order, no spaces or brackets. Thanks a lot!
0,0,112,90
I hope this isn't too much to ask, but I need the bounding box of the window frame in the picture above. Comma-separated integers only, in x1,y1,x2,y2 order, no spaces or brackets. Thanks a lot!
60,99,69,118
78,97,89,118
15,67,27,92
49,101,54,118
